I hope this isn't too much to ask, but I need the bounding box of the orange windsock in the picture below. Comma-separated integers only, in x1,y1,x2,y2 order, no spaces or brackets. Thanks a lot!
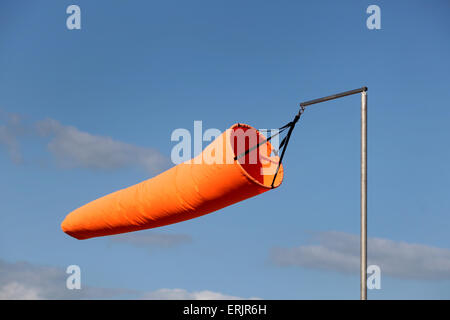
61,123,284,240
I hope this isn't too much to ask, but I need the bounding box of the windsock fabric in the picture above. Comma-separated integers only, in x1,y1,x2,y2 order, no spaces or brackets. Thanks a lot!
61,123,284,239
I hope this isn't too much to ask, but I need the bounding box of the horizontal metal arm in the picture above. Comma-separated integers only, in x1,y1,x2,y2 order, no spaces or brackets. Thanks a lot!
300,87,368,107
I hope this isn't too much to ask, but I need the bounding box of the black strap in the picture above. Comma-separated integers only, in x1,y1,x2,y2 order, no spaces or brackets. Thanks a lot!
233,105,306,188
269,106,306,188
270,116,299,187
233,125,290,161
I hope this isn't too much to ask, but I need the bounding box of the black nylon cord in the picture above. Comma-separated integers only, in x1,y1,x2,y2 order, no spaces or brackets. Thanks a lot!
233,125,290,161
233,105,306,188
270,105,305,188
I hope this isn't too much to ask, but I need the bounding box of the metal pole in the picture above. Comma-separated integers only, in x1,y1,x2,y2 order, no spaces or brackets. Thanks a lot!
299,86,368,300
300,87,368,107
360,90,368,300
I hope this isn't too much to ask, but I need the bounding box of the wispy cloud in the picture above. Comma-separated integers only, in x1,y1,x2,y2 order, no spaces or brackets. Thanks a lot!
270,231,450,280
36,118,168,174
0,259,128,299
109,231,192,250
0,111,24,164
0,111,169,174
141,288,260,300
0,259,256,300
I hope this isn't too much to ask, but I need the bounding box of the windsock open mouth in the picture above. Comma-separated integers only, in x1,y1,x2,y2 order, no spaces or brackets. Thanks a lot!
230,123,283,189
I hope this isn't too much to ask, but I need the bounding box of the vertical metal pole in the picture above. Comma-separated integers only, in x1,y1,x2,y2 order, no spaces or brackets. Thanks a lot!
360,90,368,300
299,86,368,300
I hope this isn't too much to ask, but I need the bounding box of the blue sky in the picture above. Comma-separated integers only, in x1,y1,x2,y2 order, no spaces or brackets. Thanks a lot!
1,0,450,299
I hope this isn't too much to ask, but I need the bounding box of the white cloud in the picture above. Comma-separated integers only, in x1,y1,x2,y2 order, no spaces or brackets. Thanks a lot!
270,231,450,280
1,112,169,174
0,112,23,164
36,118,168,174
0,282,41,300
141,288,259,300
0,259,127,299
0,259,256,300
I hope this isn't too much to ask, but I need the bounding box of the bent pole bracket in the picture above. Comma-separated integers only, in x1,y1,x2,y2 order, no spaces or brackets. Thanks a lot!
299,86,368,300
